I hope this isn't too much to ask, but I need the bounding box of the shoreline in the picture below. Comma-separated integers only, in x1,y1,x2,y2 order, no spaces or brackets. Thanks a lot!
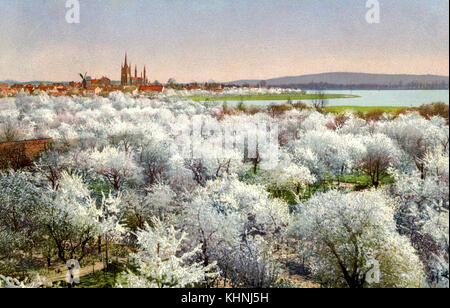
190,94,359,102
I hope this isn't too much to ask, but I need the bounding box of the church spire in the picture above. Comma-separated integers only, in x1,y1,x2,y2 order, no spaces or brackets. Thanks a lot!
144,66,147,84
124,53,128,67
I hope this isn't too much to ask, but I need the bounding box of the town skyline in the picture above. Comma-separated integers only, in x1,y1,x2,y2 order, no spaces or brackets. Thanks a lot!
2,70,449,86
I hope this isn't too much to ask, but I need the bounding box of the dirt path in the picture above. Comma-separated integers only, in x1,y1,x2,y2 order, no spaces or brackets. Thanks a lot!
43,261,106,285
332,181,356,188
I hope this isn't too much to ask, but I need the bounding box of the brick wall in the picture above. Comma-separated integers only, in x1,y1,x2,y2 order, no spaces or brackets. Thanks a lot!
0,138,52,170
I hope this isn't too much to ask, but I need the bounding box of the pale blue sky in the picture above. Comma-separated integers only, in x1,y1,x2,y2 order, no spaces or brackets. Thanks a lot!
0,0,448,82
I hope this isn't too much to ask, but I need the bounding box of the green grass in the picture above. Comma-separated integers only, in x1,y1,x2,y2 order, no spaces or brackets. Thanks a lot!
243,166,395,206
268,182,334,206
89,180,113,200
190,93,359,102
336,173,395,190
325,106,407,113
57,261,127,288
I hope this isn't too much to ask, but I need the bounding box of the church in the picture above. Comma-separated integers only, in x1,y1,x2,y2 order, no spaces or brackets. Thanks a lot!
121,53,148,86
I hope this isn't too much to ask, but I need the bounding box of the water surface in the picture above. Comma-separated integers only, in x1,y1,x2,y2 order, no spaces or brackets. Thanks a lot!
204,90,449,107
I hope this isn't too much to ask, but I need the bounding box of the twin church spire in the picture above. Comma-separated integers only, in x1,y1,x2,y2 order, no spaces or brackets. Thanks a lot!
121,53,148,86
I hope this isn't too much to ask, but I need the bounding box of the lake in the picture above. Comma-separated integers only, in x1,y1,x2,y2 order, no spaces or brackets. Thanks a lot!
204,90,449,107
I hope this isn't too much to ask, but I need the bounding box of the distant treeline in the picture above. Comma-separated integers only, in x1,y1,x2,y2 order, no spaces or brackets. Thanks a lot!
275,82,449,90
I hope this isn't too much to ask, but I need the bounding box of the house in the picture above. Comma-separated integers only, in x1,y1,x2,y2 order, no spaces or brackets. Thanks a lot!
24,84,35,94
91,76,111,87
38,84,49,91
0,87,13,97
11,84,24,91
187,85,202,90
84,86,102,96
56,85,67,93
139,85,164,92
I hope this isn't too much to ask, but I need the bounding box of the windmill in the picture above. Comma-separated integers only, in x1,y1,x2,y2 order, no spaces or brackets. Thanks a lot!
79,72,87,89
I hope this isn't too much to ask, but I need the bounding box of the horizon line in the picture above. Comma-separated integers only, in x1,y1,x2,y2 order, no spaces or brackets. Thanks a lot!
2,71,449,84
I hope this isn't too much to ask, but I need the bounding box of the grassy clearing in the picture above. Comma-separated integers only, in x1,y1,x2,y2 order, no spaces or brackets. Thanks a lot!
243,167,395,206
324,106,407,113
55,261,127,288
190,93,359,102
336,173,394,189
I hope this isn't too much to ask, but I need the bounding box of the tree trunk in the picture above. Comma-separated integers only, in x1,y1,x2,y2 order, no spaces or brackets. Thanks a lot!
97,236,102,254
105,235,109,270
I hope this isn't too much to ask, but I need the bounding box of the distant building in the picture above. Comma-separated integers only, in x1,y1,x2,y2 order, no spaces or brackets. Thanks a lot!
139,85,164,92
109,85,121,91
0,87,13,97
24,84,34,94
187,85,202,90
11,84,24,90
91,76,111,87
121,53,148,86
84,86,102,96
85,76,92,87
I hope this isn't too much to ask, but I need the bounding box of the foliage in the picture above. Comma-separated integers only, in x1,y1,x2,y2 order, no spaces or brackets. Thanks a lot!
389,147,449,287
183,177,289,287
292,190,425,288
118,218,218,288
0,93,447,288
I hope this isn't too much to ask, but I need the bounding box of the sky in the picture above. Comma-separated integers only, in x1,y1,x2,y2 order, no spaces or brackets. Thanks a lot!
0,0,448,82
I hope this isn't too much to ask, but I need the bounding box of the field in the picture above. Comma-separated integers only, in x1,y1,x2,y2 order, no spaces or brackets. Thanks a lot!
190,93,359,102
189,94,416,115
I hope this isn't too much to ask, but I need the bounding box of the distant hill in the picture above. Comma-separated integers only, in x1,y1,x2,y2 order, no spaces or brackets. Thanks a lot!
0,80,67,85
0,80,20,85
2,73,449,90
0,80,122,86
227,72,449,89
